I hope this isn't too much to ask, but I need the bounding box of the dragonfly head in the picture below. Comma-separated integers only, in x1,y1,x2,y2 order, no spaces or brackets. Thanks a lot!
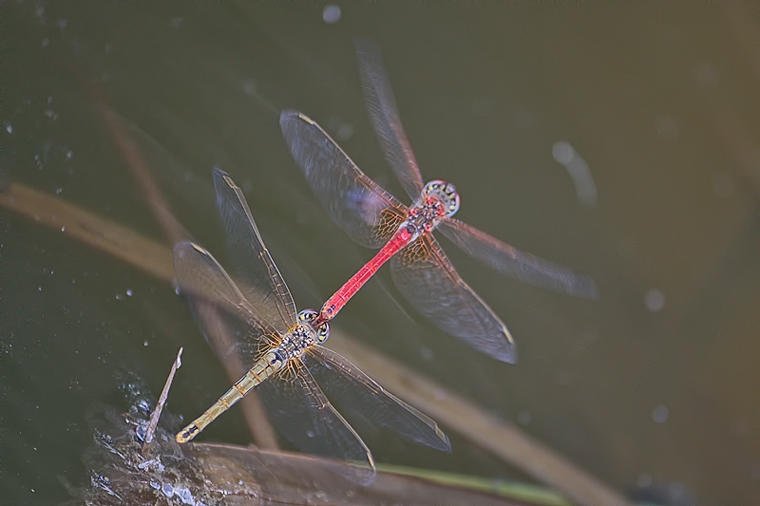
297,309,330,344
423,180,460,218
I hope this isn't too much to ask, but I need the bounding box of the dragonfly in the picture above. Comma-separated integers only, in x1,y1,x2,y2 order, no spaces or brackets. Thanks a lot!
173,168,450,484
280,41,598,364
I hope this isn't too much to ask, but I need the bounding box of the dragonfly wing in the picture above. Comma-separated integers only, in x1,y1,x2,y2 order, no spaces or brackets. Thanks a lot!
173,241,280,366
304,347,450,452
213,168,297,333
439,218,599,299
390,235,517,363
257,362,376,485
280,110,407,248
355,40,425,201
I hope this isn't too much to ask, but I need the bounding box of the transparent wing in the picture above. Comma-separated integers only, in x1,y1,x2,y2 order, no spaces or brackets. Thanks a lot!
175,242,375,484
439,218,599,299
213,168,297,333
173,241,280,365
257,362,376,485
390,235,517,364
304,346,450,452
355,40,425,201
280,110,408,248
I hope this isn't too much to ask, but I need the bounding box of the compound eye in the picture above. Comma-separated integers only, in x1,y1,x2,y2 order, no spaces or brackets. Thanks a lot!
447,191,461,216
297,309,318,323
423,180,460,217
297,309,329,343
316,322,330,343
423,180,443,195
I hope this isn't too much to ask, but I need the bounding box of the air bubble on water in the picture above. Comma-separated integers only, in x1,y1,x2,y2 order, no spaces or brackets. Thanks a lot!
307,430,315,438
326,116,354,141
56,188,63,194
654,115,679,139
126,289,133,297
652,405,669,424
243,79,257,96
336,123,354,141
67,150,74,158
552,140,597,207
323,5,341,24
4,121,12,134
644,289,665,312
42,38,50,47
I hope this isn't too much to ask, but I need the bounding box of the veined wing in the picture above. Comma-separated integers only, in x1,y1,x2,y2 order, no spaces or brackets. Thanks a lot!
173,241,280,364
439,218,599,299
256,361,376,485
390,235,517,364
355,40,424,200
305,346,450,452
213,168,297,333
280,110,407,248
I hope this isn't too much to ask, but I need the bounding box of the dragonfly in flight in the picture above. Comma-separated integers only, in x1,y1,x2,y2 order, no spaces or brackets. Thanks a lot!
174,168,450,485
280,41,597,364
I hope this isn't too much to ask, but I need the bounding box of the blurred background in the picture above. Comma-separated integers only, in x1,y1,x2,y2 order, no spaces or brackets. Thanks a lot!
2,3,759,504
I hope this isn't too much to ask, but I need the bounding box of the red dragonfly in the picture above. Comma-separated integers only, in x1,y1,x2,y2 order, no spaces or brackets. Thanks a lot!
280,42,597,364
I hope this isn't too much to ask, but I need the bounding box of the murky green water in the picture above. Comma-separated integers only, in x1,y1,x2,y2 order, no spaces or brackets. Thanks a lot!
3,3,759,504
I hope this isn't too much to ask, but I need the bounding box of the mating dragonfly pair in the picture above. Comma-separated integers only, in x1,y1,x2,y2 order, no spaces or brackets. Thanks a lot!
173,41,597,483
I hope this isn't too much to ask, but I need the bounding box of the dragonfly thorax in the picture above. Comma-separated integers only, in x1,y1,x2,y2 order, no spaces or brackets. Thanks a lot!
275,310,329,361
276,323,317,362
403,180,460,238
